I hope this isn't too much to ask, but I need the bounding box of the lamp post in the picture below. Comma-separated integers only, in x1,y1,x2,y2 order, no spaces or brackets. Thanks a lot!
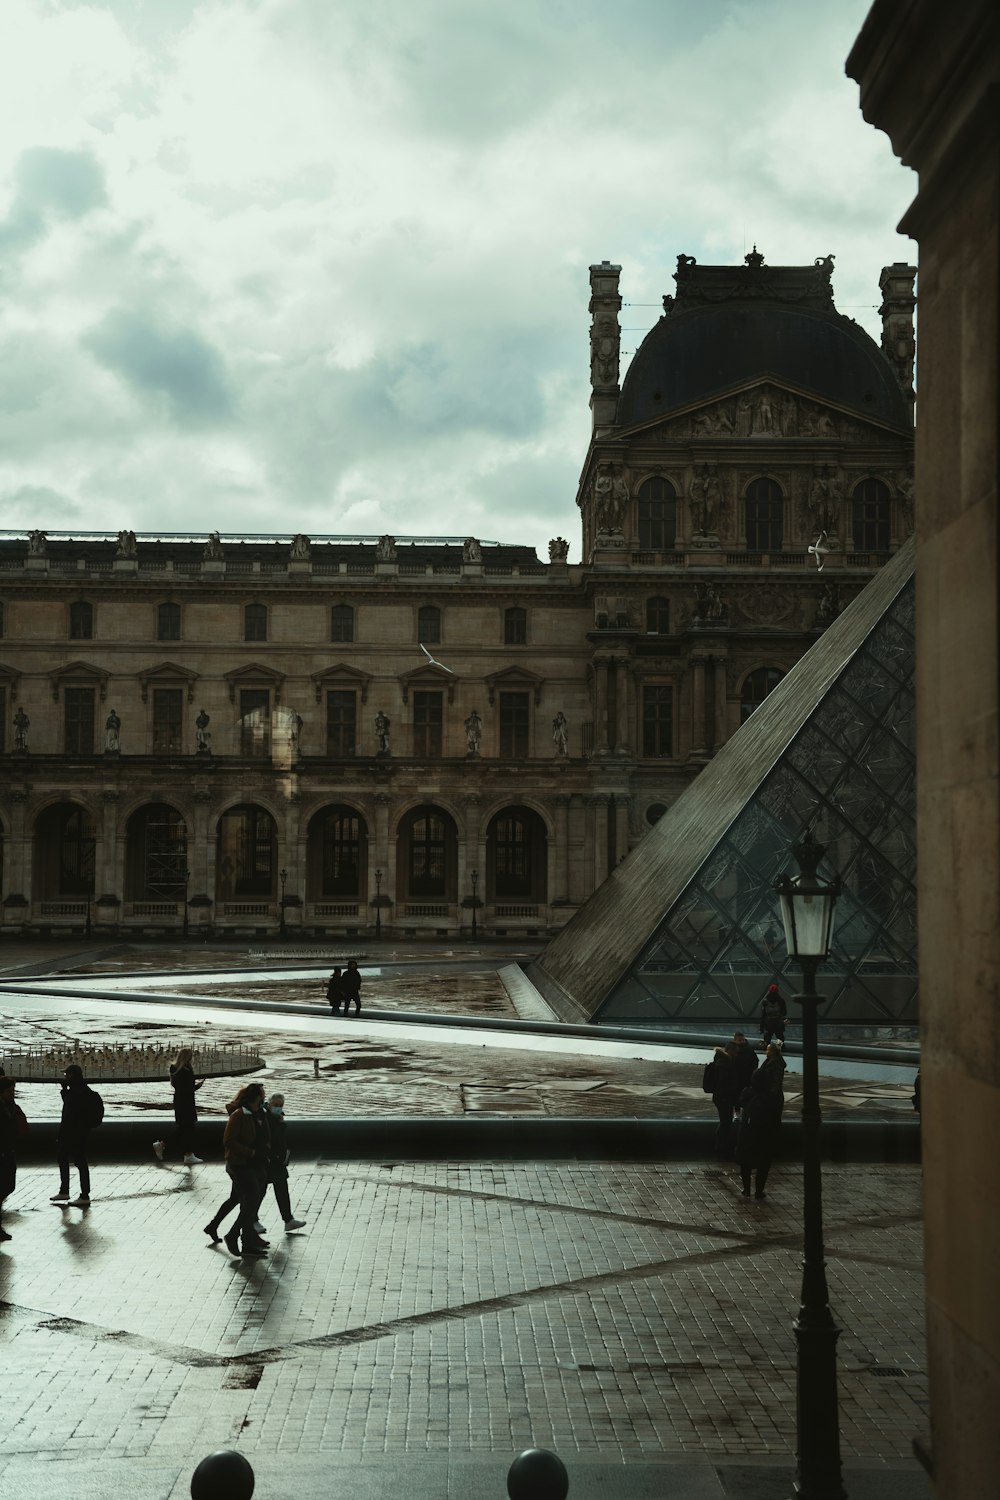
279,867,287,942
773,829,844,1500
470,868,479,939
374,868,383,940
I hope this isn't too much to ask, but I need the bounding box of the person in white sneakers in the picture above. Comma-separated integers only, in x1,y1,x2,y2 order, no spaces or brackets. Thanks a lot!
153,1046,205,1165
260,1093,306,1232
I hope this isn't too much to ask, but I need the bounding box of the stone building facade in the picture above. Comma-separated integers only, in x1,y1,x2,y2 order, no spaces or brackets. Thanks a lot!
0,251,913,940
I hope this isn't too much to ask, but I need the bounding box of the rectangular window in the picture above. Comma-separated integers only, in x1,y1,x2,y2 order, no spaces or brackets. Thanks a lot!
413,691,443,757
65,687,96,754
499,691,530,758
642,685,673,758
326,690,357,757
239,688,271,757
157,602,181,641
69,602,93,639
152,688,184,754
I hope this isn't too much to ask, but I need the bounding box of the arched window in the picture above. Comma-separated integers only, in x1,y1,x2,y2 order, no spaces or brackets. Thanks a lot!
417,604,441,644
125,804,187,901
331,604,354,643
487,806,548,901
157,602,181,641
33,803,95,898
637,477,676,551
645,596,670,634
321,808,362,896
244,603,267,642
408,810,447,896
852,478,891,551
745,478,783,550
216,805,275,898
69,601,93,640
504,606,527,645
740,667,785,723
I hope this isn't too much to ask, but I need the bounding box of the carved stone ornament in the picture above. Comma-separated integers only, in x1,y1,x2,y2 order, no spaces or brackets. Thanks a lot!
730,581,796,625
548,536,569,563
115,529,137,559
27,530,47,556
204,531,224,561
462,537,482,563
290,533,311,560
375,535,397,562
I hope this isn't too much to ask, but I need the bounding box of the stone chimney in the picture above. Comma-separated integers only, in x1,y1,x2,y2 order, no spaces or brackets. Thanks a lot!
879,262,917,412
589,261,622,435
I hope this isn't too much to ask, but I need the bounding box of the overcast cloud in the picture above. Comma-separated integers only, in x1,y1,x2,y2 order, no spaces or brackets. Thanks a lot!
0,0,914,558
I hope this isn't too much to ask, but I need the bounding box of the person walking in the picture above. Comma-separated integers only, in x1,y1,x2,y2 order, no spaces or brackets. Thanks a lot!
260,1094,306,1232
153,1047,205,1164
341,958,362,1016
326,966,344,1015
51,1064,101,1207
759,983,788,1045
0,1077,28,1242
735,1070,784,1200
708,1043,740,1158
219,1083,271,1258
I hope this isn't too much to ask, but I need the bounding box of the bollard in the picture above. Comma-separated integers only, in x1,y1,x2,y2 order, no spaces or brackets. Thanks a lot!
190,1448,255,1499
507,1448,569,1500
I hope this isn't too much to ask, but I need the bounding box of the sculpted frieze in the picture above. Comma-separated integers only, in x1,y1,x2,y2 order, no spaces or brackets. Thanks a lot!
730,581,798,625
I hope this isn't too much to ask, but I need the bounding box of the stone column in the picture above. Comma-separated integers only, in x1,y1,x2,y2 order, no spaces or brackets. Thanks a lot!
192,789,213,905
283,792,303,929
615,658,632,753
8,788,29,903
713,656,729,751
849,7,999,1494
373,790,391,907
554,795,570,903
589,261,622,436
589,794,608,887
568,795,587,904
593,656,610,753
615,797,629,866
689,656,707,756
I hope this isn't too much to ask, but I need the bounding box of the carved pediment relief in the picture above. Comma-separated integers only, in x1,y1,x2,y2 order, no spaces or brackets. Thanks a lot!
223,662,285,704
139,660,199,704
636,382,908,446
49,660,109,702
311,662,373,705
484,665,543,707
400,662,457,705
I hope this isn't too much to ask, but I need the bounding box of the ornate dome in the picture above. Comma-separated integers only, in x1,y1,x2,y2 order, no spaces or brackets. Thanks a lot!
617,252,910,432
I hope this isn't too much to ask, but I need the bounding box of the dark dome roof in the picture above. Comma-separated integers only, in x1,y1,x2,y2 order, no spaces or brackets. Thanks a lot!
618,286,910,432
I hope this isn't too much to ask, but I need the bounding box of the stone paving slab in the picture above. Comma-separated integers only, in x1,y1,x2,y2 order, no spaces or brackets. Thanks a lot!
0,1158,927,1496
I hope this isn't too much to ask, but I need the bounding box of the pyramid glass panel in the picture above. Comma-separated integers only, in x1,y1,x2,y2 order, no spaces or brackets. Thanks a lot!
597,578,916,1030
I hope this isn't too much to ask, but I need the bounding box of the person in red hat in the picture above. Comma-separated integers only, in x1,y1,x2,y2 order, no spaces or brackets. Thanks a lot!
759,983,787,1045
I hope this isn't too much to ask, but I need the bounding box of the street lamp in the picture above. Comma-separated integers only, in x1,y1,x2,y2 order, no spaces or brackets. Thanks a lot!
374,868,383,940
773,828,844,1500
279,867,287,942
470,868,479,939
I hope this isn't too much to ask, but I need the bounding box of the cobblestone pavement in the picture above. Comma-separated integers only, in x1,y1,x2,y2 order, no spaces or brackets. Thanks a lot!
0,1157,926,1498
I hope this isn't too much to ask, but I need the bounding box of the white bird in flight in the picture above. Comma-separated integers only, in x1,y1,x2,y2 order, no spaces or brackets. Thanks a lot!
420,643,454,673
808,530,831,572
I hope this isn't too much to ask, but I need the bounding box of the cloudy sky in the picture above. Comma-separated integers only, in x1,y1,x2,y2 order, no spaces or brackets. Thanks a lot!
0,0,914,560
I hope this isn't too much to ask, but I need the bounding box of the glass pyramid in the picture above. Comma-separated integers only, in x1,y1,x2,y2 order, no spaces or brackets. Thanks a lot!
596,576,916,1029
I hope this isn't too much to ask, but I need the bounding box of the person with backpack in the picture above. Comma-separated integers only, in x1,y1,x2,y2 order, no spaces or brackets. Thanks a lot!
759,983,787,1045
51,1064,102,1207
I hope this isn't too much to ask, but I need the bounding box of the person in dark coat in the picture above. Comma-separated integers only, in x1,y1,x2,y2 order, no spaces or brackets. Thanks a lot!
260,1094,306,1232
710,1043,741,1158
0,1077,27,1242
326,967,344,1015
219,1083,271,1258
51,1064,95,1207
153,1047,205,1164
341,959,362,1016
731,1031,759,1092
759,983,788,1045
756,1041,788,1110
736,1071,783,1199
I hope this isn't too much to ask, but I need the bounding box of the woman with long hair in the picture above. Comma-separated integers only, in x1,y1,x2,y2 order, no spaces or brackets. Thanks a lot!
153,1046,204,1165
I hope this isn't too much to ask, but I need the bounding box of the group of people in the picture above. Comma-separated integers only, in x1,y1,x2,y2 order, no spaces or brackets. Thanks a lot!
325,960,362,1016
705,994,790,1200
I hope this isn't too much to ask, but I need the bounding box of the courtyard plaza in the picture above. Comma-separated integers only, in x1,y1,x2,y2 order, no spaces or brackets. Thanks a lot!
0,941,927,1498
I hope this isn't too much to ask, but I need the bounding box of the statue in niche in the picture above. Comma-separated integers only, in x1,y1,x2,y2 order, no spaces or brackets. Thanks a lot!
290,534,310,560
105,709,121,753
204,532,224,561
689,466,722,537
375,535,397,562
896,471,915,533
780,395,798,437
590,315,619,387
115,529,137,559
195,708,211,753
27,530,47,556
548,536,569,563
464,710,483,756
13,706,29,752
462,537,482,563
374,710,391,754
694,582,726,622
552,711,569,757
736,394,753,437
816,581,842,626
610,470,629,527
